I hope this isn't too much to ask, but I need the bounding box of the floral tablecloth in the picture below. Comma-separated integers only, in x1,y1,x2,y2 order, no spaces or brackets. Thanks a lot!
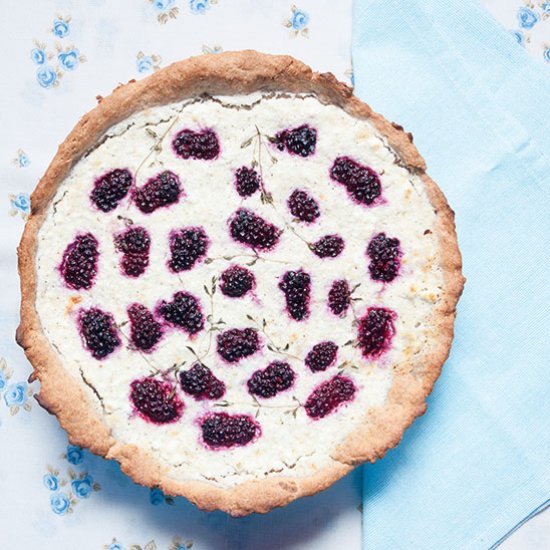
482,0,550,62
0,1,547,549
0,2,359,549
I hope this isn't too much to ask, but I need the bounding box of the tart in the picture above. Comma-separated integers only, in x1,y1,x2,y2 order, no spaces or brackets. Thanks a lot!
17,51,464,516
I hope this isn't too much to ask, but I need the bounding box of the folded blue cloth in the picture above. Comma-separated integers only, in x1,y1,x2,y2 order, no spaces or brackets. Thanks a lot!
352,1,550,548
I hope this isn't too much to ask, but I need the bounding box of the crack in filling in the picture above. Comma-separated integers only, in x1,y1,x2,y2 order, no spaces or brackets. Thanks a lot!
78,364,106,414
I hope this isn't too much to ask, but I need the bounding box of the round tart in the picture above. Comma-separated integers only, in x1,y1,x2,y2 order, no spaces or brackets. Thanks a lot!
17,51,464,515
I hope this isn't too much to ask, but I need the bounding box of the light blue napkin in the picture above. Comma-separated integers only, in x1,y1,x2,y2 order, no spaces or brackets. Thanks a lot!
352,1,550,548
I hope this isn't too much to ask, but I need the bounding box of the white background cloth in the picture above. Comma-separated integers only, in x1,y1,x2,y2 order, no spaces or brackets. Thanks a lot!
0,1,546,548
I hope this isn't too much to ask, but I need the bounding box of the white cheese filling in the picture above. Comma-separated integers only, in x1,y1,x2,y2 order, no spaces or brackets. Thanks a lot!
35,94,443,485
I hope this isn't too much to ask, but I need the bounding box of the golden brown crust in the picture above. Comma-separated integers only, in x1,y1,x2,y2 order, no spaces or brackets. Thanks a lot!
17,50,464,516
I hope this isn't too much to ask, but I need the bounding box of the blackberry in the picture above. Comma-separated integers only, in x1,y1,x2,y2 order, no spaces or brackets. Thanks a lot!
179,363,225,401
247,361,295,398
219,265,255,298
311,235,345,258
328,280,351,317
157,292,204,335
130,377,183,424
200,413,259,448
168,227,209,272
287,189,320,223
216,328,259,363
78,308,121,360
330,156,381,206
59,233,99,290
114,226,150,253
305,375,356,419
133,170,181,214
235,166,261,197
278,270,311,321
127,303,163,352
172,128,220,160
357,307,396,358
275,125,317,157
367,232,401,282
120,254,149,278
305,341,338,372
90,168,133,212
114,226,151,278
229,208,281,250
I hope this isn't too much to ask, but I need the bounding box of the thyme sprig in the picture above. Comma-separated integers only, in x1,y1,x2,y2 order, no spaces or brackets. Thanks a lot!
213,395,302,419
241,125,313,251
194,276,226,363
116,321,162,376
336,360,360,375
134,115,180,180
245,314,301,361
203,251,291,266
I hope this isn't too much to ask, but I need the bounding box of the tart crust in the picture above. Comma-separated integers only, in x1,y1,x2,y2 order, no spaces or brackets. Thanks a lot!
17,50,464,516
